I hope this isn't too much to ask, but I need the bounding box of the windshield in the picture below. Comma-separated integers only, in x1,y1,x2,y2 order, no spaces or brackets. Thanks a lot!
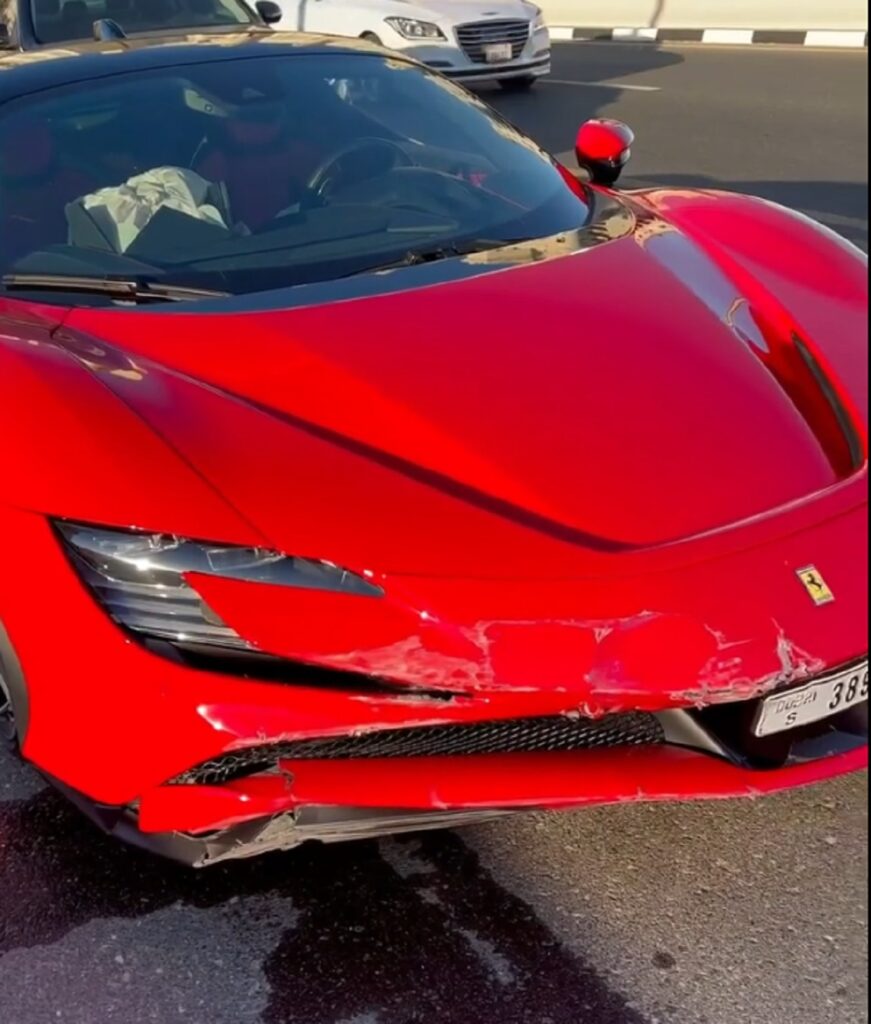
0,52,591,301
30,0,255,45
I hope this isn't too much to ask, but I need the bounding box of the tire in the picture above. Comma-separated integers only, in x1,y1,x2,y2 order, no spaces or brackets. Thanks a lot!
0,671,18,753
360,32,383,45
499,75,538,92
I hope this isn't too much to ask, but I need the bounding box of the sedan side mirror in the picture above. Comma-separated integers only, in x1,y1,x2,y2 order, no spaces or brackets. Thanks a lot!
575,119,634,187
255,1,283,24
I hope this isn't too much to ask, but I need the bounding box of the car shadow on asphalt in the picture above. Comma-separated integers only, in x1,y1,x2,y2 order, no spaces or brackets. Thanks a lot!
0,773,649,1024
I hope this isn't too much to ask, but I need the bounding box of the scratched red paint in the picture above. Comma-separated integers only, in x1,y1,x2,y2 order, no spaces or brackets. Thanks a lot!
1,183,867,854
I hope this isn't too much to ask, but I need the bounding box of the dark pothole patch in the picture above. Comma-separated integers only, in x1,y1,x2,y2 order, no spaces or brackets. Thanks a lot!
652,951,677,971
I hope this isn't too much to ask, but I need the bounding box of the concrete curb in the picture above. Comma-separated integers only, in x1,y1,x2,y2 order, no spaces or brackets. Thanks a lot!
550,27,869,47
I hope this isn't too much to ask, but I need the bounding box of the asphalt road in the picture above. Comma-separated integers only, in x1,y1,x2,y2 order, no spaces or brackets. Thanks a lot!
1,41,868,1024
491,40,869,250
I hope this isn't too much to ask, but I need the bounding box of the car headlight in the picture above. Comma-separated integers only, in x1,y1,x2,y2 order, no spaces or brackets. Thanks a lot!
57,522,382,651
527,3,546,28
385,17,446,39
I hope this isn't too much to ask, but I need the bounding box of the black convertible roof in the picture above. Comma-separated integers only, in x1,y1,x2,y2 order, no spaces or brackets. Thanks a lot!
0,28,389,102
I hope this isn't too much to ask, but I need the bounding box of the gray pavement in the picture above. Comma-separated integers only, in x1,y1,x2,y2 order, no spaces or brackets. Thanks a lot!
1,40,868,1024
490,41,869,249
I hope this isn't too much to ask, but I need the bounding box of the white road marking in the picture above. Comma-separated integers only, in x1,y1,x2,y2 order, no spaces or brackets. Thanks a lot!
555,37,869,52
457,928,518,987
543,78,661,92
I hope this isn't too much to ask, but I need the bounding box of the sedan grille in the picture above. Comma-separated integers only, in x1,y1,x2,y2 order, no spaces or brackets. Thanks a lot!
172,712,665,786
455,19,530,63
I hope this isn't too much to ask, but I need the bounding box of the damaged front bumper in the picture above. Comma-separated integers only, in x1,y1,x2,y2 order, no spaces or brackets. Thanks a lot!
54,701,868,868
3,498,867,867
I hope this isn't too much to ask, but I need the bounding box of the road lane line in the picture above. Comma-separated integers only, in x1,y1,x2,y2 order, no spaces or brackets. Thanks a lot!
543,79,661,92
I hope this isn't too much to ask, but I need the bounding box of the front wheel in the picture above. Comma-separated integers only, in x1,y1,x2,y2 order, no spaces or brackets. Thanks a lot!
360,32,383,45
0,672,18,753
499,75,538,92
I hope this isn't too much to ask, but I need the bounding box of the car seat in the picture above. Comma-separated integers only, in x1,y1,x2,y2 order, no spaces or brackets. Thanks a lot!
194,116,324,231
30,0,66,43
0,121,95,267
60,0,94,39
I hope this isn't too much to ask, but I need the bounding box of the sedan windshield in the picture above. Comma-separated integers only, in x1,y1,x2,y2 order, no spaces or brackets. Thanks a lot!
30,0,255,44
0,52,591,300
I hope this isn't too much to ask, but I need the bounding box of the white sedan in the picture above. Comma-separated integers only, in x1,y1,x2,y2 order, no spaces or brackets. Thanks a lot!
270,0,550,89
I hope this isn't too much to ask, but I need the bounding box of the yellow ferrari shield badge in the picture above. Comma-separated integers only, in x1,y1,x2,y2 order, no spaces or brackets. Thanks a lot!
796,565,835,606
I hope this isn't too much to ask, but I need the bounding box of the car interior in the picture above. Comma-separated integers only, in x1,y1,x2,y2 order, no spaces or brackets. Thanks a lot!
30,0,253,44
0,54,590,297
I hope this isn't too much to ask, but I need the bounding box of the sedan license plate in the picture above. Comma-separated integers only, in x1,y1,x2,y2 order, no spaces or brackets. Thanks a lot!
753,660,869,737
484,43,513,63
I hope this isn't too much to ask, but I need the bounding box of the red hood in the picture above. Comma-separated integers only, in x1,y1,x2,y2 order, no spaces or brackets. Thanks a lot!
63,217,847,572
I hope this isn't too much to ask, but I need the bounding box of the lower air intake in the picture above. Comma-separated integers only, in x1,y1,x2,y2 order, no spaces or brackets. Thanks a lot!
172,712,665,786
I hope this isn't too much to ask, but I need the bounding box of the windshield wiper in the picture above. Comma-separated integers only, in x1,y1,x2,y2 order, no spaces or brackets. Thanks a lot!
341,238,521,279
1,274,229,303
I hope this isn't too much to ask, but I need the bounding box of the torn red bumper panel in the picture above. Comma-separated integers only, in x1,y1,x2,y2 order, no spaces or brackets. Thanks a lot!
138,746,870,837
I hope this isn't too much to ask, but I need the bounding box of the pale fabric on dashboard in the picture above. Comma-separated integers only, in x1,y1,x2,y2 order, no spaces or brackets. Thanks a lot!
73,167,231,253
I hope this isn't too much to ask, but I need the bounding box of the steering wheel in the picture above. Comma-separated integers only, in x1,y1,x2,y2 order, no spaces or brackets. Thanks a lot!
305,137,412,203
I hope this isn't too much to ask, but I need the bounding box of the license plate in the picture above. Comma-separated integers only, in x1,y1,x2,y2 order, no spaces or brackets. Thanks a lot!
484,43,513,63
753,660,869,737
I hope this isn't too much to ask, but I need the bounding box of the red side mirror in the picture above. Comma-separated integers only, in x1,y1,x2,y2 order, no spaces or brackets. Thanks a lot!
575,119,635,187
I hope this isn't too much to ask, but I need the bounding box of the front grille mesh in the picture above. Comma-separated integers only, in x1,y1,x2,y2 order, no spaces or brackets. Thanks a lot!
455,19,530,63
172,712,664,786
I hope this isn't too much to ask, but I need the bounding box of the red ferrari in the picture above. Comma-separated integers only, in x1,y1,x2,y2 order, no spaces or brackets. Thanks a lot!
0,29,867,866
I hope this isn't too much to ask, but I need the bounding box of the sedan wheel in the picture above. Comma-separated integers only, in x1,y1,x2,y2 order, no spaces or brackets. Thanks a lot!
499,75,538,92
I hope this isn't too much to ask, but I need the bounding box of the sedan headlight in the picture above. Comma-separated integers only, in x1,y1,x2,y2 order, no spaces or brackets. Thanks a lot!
57,523,382,651
527,3,546,28
385,17,446,39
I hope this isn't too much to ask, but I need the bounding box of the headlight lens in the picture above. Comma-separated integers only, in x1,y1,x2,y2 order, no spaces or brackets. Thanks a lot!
57,523,382,651
385,17,446,39
527,4,546,28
